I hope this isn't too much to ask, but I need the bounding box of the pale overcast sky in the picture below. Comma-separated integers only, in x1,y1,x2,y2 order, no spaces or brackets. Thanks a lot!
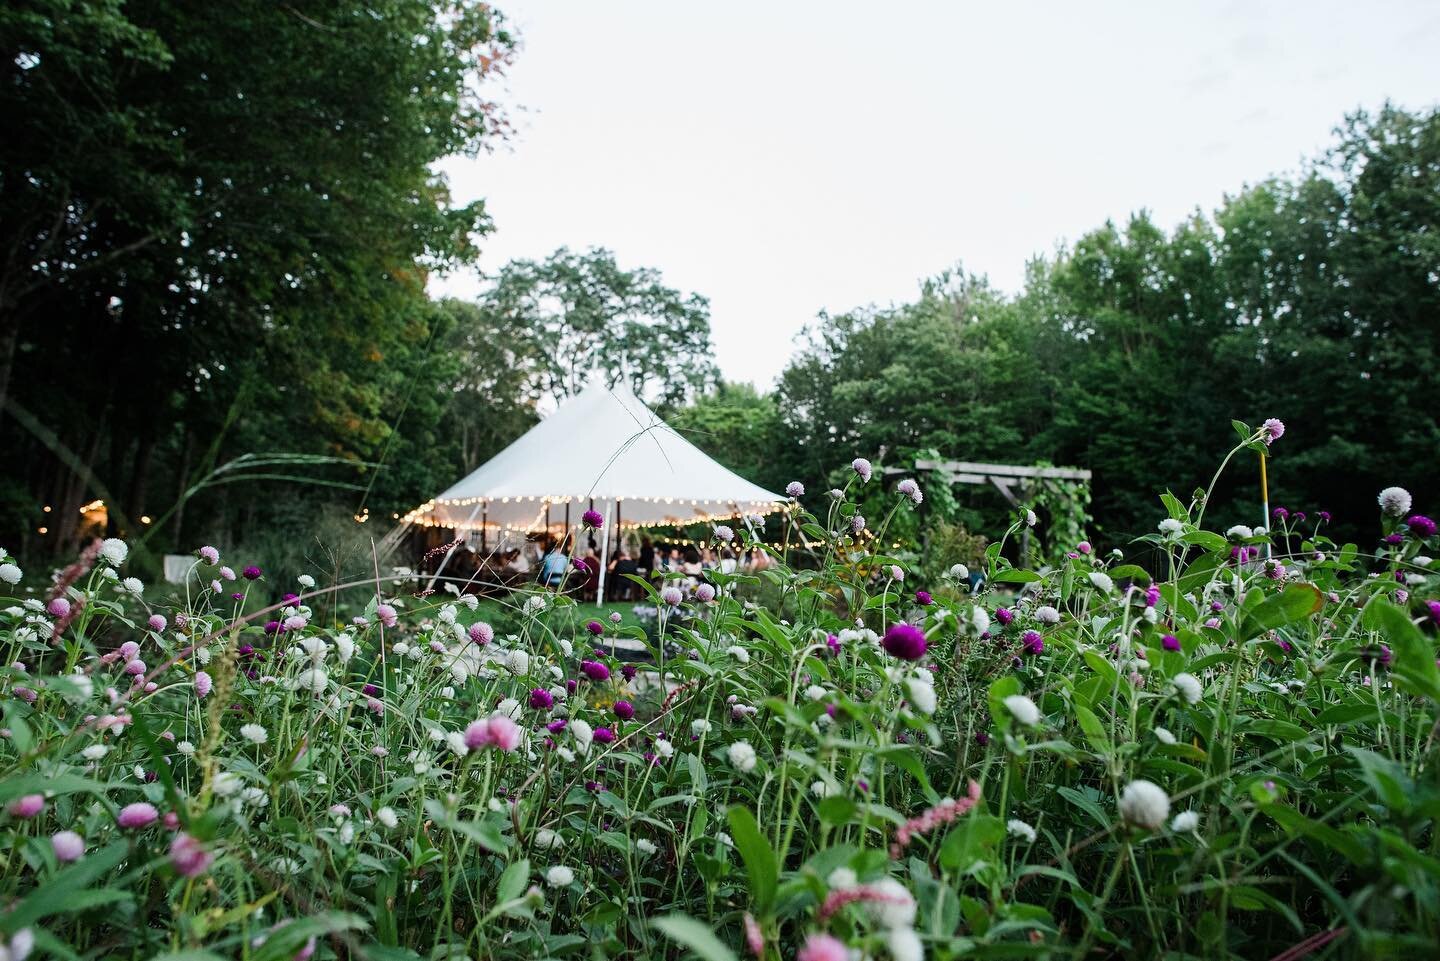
433,0,1440,388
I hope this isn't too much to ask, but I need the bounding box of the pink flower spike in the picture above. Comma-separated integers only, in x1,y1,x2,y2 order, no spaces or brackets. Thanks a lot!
117,802,159,829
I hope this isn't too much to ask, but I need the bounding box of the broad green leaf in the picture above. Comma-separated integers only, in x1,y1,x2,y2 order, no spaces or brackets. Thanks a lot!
726,805,778,913
652,913,740,961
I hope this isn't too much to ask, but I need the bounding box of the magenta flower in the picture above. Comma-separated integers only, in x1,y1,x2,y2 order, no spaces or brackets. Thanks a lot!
582,509,605,529
469,621,494,645
7,794,44,818
585,620,604,636
1021,630,1044,656
580,660,611,682
117,802,159,829
242,565,262,580
1161,633,1181,652
51,830,85,862
147,614,167,632
1262,418,1285,445
46,597,71,618
915,590,932,606
995,607,1013,626
614,700,635,721
881,623,927,661
375,603,398,628
528,688,555,711
1077,540,1092,554
594,726,616,744
1407,515,1436,537
169,832,214,877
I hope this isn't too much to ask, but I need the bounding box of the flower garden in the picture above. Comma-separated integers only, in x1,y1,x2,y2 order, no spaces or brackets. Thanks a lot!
2,421,1437,961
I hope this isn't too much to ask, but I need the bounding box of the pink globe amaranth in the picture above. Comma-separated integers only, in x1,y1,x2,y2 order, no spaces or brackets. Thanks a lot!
660,586,683,606
851,457,873,483
614,700,635,721
169,832,214,877
375,603,398,628
465,716,522,752
51,830,85,862
7,793,45,818
117,801,159,829
881,623,928,661
694,583,716,603
1077,540,1092,555
198,545,220,565
194,671,212,698
1262,417,1285,445
123,658,146,676
469,620,494,645
47,597,71,618
147,614,167,632
797,933,850,961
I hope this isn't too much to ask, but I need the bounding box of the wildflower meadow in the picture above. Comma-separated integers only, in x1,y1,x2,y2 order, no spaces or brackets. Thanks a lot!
2,420,1438,960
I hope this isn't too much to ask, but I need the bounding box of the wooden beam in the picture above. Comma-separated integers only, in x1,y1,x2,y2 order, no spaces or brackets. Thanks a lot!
916,459,1091,482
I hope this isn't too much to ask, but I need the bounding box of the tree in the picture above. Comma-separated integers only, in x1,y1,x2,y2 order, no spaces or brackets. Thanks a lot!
471,247,719,409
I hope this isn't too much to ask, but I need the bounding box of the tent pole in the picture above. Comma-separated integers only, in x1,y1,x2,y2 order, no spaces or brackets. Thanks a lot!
481,504,487,554
564,500,571,551
427,502,483,592
596,499,613,609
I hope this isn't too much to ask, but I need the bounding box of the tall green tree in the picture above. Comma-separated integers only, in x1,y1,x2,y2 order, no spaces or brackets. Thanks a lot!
471,247,719,409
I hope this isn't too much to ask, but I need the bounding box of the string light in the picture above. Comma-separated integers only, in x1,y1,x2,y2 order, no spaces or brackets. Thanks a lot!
79,499,104,514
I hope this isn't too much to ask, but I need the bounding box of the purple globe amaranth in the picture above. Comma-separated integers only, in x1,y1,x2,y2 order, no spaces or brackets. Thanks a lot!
528,688,555,710
242,565,262,580
1262,417,1285,444
580,660,611,682
582,509,604,529
585,620,604,635
1161,633,1182,652
1407,515,1437,537
915,590,932,606
995,607,1013,626
614,700,635,721
881,622,927,660
1021,630,1044,656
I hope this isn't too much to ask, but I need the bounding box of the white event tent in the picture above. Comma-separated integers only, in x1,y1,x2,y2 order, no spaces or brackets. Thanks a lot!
402,381,789,600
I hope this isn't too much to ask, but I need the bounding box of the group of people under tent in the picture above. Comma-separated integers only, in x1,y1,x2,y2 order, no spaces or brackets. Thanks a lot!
420,530,774,602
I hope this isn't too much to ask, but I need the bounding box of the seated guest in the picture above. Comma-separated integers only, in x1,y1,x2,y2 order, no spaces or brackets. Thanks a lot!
538,539,569,589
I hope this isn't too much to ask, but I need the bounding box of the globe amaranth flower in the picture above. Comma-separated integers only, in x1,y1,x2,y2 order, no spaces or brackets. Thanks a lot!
194,671,212,698
896,478,923,504
1119,779,1170,830
198,545,220,565
7,794,44,818
613,700,635,721
1407,515,1436,537
914,590,932,606
46,597,70,618
584,619,604,636
169,833,214,878
1020,630,1044,656
1378,486,1413,517
727,740,757,772
580,660,611,682
994,607,1013,625
797,934,850,961
582,509,604,529
375,604,398,628
881,623,927,660
851,458,872,483
241,565,262,581
593,726,616,744
851,514,866,534
694,583,716,602
785,481,805,498
464,715,522,752
660,586,684,606
1161,633,1181,652
1262,417,1285,445
1003,694,1041,726
51,830,85,862
117,802,159,829
529,688,555,710
713,525,734,542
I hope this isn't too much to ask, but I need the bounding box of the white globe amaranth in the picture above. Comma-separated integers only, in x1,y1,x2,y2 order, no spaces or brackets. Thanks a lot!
544,865,574,887
1157,518,1183,537
1003,694,1041,726
1034,605,1060,625
1088,571,1115,593
1378,486,1413,517
99,538,129,566
1006,818,1037,843
1172,672,1203,705
1119,779,1170,830
1171,810,1201,833
727,740,757,773
863,877,917,929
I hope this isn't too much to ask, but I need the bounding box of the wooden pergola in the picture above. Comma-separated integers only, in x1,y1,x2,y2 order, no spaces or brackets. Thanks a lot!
913,459,1091,506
